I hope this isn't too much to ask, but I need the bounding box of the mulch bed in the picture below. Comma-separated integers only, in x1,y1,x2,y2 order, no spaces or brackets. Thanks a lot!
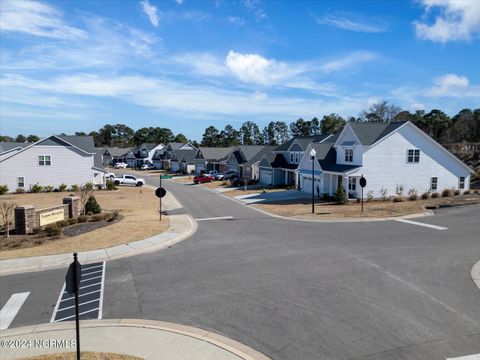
62,220,114,237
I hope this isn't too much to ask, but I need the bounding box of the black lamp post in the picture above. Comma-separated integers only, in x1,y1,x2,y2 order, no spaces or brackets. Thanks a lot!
310,148,316,214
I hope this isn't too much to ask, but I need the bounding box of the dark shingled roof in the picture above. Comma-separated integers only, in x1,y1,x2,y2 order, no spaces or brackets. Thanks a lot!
0,142,29,153
57,135,104,169
241,146,277,166
171,149,197,162
347,121,407,146
104,147,133,157
197,147,235,161
275,134,332,152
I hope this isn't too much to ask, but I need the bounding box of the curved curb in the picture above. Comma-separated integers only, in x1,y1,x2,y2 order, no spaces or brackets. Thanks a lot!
0,319,271,360
471,260,480,291
0,192,198,276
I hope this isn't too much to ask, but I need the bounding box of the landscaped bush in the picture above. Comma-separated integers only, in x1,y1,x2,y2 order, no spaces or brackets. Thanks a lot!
395,184,405,197
463,190,471,195
44,185,54,193
379,187,388,201
107,210,120,222
68,218,78,225
92,213,109,222
442,189,454,197
393,197,404,202
30,184,43,193
45,224,61,237
334,186,347,205
474,189,479,194
431,192,440,198
85,195,102,214
58,183,68,192
70,184,80,192
106,180,117,191
367,191,374,202
57,220,69,227
421,192,429,200
0,185,8,195
409,194,418,201
15,187,25,194
78,215,89,223
453,189,461,196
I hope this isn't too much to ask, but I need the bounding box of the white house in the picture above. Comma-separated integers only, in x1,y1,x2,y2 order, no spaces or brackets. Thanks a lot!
298,121,473,199
125,143,164,168
0,135,108,192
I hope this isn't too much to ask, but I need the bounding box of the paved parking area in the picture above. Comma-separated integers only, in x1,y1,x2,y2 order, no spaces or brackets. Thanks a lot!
234,189,310,204
51,262,106,322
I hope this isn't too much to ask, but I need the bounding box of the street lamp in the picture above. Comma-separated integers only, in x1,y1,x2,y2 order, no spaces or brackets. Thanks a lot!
310,148,316,214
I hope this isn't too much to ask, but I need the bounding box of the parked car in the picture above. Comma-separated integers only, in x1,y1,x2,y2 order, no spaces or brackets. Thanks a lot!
205,170,223,180
193,175,215,184
113,174,145,187
222,171,236,180
114,162,128,169
105,172,115,179
141,163,155,170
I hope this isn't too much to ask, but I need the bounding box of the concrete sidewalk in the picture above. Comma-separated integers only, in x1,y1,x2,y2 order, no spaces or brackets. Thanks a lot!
472,260,480,290
0,319,271,360
0,190,197,276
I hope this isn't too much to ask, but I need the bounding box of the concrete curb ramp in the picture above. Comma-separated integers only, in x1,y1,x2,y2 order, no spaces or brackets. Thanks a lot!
0,191,197,276
0,319,271,360
472,260,480,291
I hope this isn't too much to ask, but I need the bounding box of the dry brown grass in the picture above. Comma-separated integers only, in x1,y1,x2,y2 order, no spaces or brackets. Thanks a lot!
254,194,480,219
19,352,142,360
171,176,195,183
199,180,228,189
0,186,169,259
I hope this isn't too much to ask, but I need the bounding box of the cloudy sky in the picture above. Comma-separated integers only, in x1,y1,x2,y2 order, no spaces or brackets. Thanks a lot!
1,0,479,139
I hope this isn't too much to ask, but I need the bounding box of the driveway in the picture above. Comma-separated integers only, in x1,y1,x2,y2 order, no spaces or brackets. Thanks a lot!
234,189,310,204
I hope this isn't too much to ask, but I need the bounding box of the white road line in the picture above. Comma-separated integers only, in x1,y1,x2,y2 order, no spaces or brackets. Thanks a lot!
79,282,102,291
195,216,234,221
61,289,101,302
50,282,66,323
98,261,106,319
0,292,30,330
80,275,102,283
57,298,100,312
395,219,448,230
82,264,103,271
81,269,103,277
54,308,99,322
447,354,480,360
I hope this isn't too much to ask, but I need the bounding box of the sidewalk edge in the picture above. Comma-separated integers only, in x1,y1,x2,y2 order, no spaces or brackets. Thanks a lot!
471,260,480,291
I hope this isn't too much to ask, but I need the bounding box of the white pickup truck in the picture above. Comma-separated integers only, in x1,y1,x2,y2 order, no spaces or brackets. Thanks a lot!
113,174,145,187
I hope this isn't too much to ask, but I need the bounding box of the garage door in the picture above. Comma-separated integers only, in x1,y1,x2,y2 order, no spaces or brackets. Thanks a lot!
196,164,205,174
301,175,312,193
260,169,272,185
228,165,238,173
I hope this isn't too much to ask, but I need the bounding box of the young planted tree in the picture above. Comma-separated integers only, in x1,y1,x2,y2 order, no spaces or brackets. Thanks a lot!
77,183,95,215
0,201,16,237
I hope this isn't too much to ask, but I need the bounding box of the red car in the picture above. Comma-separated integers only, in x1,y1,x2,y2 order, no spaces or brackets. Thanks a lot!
193,175,215,184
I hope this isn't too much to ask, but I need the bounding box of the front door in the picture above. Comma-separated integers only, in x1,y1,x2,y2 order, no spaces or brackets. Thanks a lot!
348,177,357,198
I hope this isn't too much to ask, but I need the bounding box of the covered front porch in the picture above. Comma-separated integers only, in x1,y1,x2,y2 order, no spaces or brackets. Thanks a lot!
323,170,363,199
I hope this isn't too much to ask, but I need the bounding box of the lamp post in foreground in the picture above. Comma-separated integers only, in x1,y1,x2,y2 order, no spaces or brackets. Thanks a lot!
310,148,316,214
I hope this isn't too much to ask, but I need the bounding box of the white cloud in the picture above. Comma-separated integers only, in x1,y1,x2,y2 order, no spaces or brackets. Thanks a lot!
426,73,479,97
319,51,378,73
140,0,160,27
228,16,246,26
414,0,480,42
313,13,388,33
0,0,87,39
171,52,228,76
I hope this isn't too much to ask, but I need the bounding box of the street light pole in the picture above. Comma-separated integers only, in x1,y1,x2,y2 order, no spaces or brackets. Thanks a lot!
310,148,316,214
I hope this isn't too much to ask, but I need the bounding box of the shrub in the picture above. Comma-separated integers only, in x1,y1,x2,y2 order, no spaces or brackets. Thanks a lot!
107,210,120,222
92,213,108,222
45,224,61,237
31,227,41,234
421,192,429,200
57,220,69,227
395,184,405,197
366,191,374,202
30,184,43,193
334,186,347,205
82,182,94,191
463,190,471,195
87,211,93,216
106,180,117,191
474,189,479,194
58,183,68,192
442,189,454,197
453,189,461,196
393,197,404,202
44,185,54,193
69,218,78,225
85,195,101,214
409,194,418,201
78,215,89,223
379,187,388,201
431,192,440,198
0,185,8,195
15,187,25,194
70,184,80,192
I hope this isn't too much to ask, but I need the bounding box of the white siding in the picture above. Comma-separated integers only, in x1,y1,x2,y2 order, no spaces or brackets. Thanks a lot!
335,126,364,166
0,145,97,192
361,124,471,197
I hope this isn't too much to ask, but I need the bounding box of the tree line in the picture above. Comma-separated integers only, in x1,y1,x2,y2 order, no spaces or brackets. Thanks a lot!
1,101,479,147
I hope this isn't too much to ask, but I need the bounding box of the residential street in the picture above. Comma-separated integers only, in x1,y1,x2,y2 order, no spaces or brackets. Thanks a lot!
1,173,479,360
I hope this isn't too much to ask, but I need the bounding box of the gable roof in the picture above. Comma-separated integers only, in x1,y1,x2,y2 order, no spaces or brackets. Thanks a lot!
104,147,132,157
0,142,30,154
275,134,332,152
197,147,235,161
171,149,197,162
346,121,407,146
241,146,277,166
57,135,104,169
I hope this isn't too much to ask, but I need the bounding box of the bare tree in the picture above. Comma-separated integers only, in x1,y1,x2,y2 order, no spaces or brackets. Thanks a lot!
77,183,95,215
361,100,401,123
0,201,16,237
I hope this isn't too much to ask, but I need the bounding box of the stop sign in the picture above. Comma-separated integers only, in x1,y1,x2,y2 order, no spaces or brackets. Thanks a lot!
155,187,166,198
359,176,367,188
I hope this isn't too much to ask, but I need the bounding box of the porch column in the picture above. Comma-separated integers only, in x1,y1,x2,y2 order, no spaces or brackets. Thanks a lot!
329,173,332,195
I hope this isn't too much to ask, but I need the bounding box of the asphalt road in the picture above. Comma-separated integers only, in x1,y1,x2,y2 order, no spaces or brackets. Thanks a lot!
1,172,479,360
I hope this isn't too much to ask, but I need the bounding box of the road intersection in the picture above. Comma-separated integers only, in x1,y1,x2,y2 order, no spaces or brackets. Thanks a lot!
1,172,479,359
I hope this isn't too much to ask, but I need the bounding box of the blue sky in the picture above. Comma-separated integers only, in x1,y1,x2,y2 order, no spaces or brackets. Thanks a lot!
1,0,479,140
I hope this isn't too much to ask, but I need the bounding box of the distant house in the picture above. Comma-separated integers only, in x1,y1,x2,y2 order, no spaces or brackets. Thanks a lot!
99,147,133,166
194,147,235,174
222,146,269,178
154,143,197,171
239,146,277,182
0,135,108,192
258,135,332,188
297,121,473,199
125,143,164,168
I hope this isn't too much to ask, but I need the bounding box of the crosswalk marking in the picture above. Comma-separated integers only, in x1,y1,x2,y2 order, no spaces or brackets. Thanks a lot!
395,218,448,230
0,292,30,330
196,216,233,221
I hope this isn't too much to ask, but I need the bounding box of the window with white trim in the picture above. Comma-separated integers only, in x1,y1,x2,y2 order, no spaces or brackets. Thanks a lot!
17,177,25,188
345,149,353,162
431,177,438,190
295,152,300,163
407,149,420,163
290,153,294,163
348,177,356,191
459,176,465,189
38,155,51,166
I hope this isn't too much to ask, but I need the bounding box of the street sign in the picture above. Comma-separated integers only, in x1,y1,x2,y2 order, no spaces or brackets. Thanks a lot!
155,187,166,198
65,258,82,295
359,176,367,188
